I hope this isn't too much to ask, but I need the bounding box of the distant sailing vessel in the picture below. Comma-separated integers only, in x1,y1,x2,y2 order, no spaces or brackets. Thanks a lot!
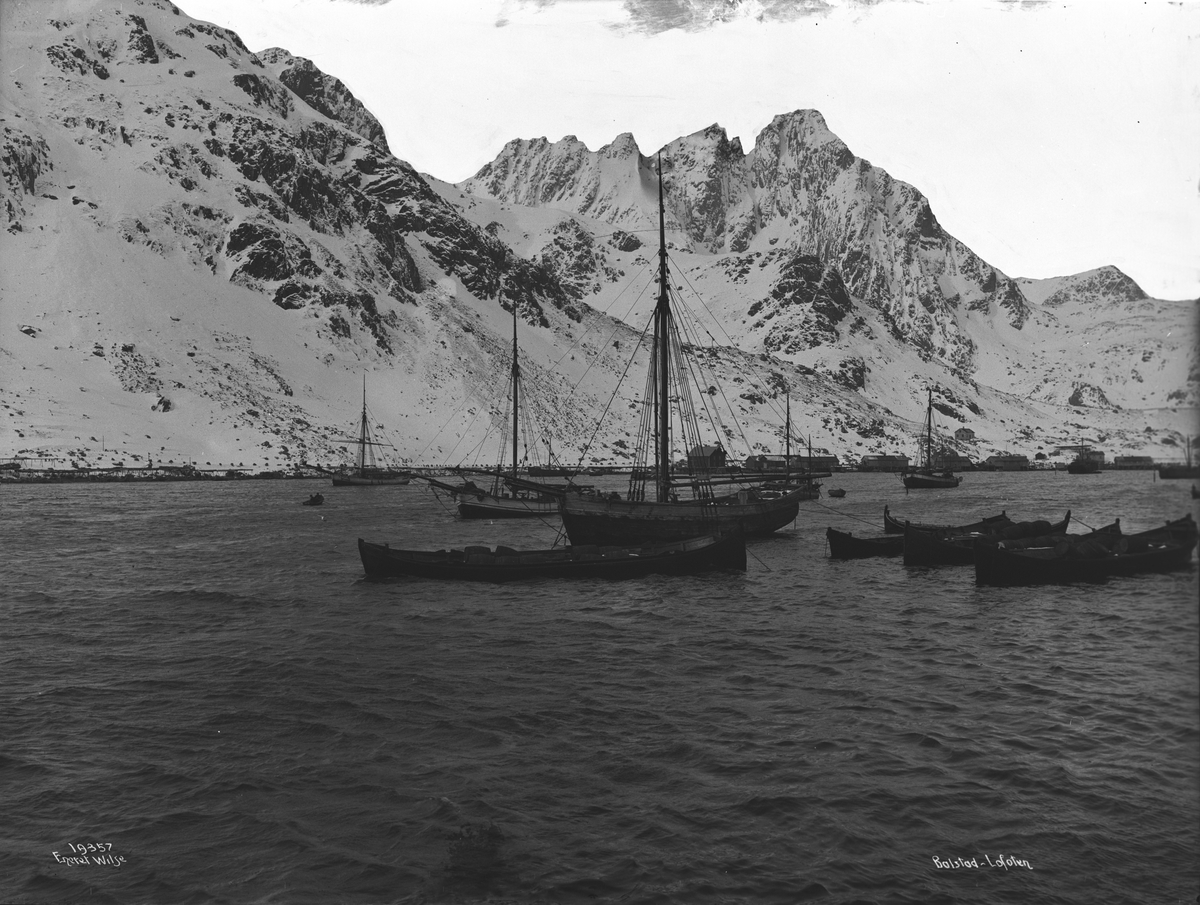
1158,436,1199,480
428,295,560,519
900,389,961,489
333,379,411,486
1065,444,1100,475
559,157,808,546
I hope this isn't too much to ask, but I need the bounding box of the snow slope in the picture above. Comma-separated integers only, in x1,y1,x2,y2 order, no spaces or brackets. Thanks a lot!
1,0,1195,474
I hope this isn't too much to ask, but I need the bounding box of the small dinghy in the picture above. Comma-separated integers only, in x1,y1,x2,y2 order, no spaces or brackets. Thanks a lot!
302,493,325,506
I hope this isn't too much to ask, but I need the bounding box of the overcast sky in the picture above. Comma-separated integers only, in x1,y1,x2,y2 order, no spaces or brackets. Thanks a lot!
180,0,1199,300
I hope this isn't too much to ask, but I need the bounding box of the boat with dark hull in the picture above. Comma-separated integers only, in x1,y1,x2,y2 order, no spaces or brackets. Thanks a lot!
900,388,961,490
883,506,1010,535
826,527,904,559
333,378,412,486
1063,443,1101,475
562,488,805,547
974,515,1197,586
357,533,747,581
902,512,1073,566
1158,437,1199,480
424,474,561,520
429,296,565,520
558,156,805,546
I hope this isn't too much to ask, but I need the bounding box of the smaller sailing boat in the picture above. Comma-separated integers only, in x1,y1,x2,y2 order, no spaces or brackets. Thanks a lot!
761,391,826,500
900,388,961,489
427,294,560,519
332,378,411,486
1158,436,1199,480
1065,443,1100,475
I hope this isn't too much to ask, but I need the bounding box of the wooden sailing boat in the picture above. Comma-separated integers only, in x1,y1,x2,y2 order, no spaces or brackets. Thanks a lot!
332,378,411,486
900,388,961,489
1158,436,1199,480
440,296,559,519
1065,442,1100,474
558,157,807,546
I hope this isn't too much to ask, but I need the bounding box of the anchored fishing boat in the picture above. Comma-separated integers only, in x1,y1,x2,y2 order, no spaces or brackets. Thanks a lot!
558,157,808,546
901,512,1074,566
825,527,904,559
974,515,1197,586
333,378,411,486
900,388,961,489
426,294,562,520
883,506,1010,535
357,533,747,581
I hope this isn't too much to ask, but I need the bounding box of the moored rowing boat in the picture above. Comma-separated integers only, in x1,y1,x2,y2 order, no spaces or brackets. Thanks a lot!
358,533,747,581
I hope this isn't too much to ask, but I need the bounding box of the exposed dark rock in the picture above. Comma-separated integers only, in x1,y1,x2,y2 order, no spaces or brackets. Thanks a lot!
259,48,391,154
126,14,159,64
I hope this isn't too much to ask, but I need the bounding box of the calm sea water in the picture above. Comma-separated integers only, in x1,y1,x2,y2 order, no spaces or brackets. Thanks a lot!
3,470,1197,904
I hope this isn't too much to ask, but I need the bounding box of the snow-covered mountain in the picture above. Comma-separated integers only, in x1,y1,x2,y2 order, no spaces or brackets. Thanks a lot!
1,0,1195,474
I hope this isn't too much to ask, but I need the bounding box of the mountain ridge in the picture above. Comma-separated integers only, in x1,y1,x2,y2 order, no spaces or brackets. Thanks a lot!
1,0,1195,475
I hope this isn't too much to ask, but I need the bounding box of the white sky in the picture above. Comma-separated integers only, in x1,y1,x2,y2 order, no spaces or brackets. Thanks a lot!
180,0,1200,299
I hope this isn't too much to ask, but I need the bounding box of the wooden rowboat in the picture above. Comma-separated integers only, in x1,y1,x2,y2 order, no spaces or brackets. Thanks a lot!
883,505,1011,535
974,515,1197,586
902,512,1073,566
826,527,903,559
358,533,747,581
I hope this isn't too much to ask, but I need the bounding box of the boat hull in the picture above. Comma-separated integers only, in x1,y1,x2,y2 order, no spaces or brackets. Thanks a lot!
357,534,747,581
825,528,903,559
559,489,803,546
1158,465,1200,480
457,495,560,519
902,513,1072,566
974,515,1197,585
901,470,961,489
332,473,411,486
883,506,1010,535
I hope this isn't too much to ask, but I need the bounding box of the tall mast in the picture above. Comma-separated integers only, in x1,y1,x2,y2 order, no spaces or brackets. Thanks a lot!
925,388,933,470
358,375,367,474
654,153,671,502
511,289,519,480
785,389,791,473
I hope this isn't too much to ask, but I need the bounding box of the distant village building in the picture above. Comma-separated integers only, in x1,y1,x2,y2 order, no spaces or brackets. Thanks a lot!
858,454,911,472
688,445,727,469
745,453,840,473
954,427,976,442
1112,455,1155,470
935,449,974,470
984,453,1030,471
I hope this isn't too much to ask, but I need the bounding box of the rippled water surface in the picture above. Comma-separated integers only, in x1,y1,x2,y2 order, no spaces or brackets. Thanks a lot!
3,471,1198,904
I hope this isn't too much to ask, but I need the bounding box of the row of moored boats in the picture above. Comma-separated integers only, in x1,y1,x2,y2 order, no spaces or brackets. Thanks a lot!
827,506,1198,586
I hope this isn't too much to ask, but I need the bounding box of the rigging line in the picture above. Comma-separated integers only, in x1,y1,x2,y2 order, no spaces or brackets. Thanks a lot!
684,337,756,461
549,259,655,372
663,271,779,454
446,392,501,469
746,543,772,573
668,252,797,429
556,264,657,402
414,375,494,466
812,500,880,527
673,308,754,460
575,316,658,465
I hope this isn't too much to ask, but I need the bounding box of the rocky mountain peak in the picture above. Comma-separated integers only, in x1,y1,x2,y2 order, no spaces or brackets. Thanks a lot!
256,47,391,155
